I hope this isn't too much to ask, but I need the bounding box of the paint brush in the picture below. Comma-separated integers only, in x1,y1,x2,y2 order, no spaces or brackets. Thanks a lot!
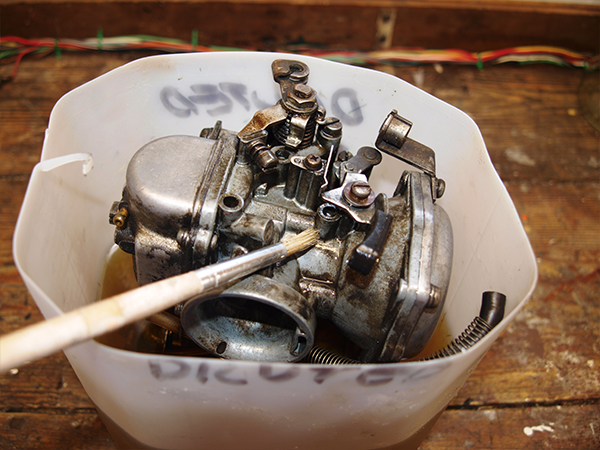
0,228,320,373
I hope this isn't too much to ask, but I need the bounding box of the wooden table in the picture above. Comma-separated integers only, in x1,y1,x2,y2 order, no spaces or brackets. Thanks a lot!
0,53,598,449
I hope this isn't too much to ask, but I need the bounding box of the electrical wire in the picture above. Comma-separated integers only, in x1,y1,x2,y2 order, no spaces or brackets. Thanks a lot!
1,34,597,82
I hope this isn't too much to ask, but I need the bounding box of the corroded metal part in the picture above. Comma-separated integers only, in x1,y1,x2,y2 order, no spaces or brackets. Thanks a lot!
110,59,454,363
376,110,436,177
181,274,317,363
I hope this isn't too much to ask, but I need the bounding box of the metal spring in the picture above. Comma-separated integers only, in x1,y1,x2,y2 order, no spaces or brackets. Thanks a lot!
304,345,359,365
273,114,290,144
274,114,317,149
247,139,269,158
421,316,492,361
304,291,505,364
247,140,277,170
303,316,492,364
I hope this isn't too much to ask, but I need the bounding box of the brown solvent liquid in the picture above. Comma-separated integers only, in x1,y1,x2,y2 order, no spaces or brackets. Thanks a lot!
96,246,451,360
95,246,207,356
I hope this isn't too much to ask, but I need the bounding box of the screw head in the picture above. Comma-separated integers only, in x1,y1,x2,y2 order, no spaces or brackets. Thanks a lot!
343,181,376,207
304,154,322,170
435,178,446,199
350,181,372,199
321,118,342,138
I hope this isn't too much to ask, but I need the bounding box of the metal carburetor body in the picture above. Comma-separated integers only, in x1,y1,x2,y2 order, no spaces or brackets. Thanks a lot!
109,59,453,364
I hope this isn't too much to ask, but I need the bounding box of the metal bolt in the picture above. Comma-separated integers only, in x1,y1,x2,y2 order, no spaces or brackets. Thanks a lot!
304,154,322,170
256,149,278,170
294,84,313,99
426,285,442,309
343,181,375,207
435,178,446,199
177,229,190,248
173,302,184,317
350,182,372,200
321,118,342,138
112,207,129,230
284,83,317,113
246,138,278,171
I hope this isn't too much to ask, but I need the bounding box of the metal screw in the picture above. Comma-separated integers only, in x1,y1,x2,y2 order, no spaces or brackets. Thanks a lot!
343,181,375,207
435,178,446,199
112,207,129,230
350,182,372,200
304,154,322,170
177,229,190,248
248,140,278,171
426,285,442,309
321,118,342,139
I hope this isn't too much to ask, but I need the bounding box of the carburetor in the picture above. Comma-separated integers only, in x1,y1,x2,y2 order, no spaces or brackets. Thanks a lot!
109,59,453,364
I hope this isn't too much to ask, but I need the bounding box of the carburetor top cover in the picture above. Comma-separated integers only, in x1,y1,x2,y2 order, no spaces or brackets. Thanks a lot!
109,59,453,364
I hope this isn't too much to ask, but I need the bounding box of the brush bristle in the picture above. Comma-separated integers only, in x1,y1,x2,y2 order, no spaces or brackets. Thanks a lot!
283,228,320,255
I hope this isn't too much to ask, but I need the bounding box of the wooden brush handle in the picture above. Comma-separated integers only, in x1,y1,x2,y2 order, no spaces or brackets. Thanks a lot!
0,240,294,373
0,270,205,373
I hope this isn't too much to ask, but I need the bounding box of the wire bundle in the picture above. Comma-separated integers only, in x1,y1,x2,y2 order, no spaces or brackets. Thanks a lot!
1,34,597,81
308,46,598,70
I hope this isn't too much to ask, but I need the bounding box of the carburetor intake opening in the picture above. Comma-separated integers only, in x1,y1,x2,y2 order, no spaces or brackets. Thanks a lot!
181,275,317,362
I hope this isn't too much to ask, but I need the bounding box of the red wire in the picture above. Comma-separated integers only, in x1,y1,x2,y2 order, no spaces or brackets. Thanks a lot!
1,36,593,81
11,46,39,79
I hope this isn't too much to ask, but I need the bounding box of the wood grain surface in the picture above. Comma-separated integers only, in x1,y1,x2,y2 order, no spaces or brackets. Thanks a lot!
0,53,598,449
2,1,599,53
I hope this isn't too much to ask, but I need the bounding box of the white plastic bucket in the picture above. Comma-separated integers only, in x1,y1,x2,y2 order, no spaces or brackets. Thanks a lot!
13,52,537,450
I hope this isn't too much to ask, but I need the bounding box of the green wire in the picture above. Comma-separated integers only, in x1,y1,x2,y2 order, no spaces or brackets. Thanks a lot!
476,53,484,70
54,38,62,60
97,28,103,50
191,30,198,52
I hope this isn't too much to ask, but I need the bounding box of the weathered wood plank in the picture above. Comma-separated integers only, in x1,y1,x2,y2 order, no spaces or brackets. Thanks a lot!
0,411,115,449
451,258,600,406
420,404,600,449
394,64,600,183
1,1,598,52
0,403,598,449
0,354,95,411
0,178,28,269
0,54,147,177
